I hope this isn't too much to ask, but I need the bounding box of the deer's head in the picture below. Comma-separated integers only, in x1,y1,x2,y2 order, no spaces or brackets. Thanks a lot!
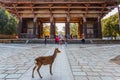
55,48,61,53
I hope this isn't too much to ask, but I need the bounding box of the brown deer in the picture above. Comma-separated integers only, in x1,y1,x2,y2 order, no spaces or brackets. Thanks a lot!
32,48,61,79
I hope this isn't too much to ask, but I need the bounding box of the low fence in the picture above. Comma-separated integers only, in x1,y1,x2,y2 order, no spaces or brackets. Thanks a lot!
0,38,119,44
0,34,17,39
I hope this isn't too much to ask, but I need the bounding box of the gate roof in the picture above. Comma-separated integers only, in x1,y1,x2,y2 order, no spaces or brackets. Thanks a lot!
0,0,119,22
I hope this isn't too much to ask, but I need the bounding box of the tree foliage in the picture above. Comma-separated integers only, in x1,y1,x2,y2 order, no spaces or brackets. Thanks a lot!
4,15,18,35
102,14,120,39
117,0,120,3
70,23,78,36
55,26,58,35
0,8,18,35
43,24,59,38
0,8,8,34
43,25,50,37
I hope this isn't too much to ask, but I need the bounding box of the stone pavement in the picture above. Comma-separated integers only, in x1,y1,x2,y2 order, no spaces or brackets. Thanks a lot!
0,44,51,80
66,44,120,80
0,44,120,80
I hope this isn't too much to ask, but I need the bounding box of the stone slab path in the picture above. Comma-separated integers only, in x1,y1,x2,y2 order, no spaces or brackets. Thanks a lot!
19,46,74,80
1,44,120,80
66,44,120,80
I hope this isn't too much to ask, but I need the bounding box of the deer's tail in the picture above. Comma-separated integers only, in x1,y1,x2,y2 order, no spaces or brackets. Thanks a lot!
34,59,39,66
34,60,37,64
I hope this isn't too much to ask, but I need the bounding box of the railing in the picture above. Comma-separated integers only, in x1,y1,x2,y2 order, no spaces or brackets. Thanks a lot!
0,34,16,39
20,33,34,38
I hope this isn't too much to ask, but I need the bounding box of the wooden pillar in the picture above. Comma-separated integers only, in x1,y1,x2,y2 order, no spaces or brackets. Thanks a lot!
50,15,53,38
38,21,43,38
83,17,87,38
40,22,43,38
65,22,67,37
78,22,81,39
65,15,70,39
78,21,83,39
81,24,83,38
37,21,42,38
18,17,22,38
118,6,120,31
50,15,55,38
33,17,37,38
98,16,102,38
53,22,55,37
37,23,40,38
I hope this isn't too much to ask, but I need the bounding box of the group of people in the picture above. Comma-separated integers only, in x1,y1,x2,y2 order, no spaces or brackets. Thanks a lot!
44,35,67,46
55,36,67,46
44,35,85,46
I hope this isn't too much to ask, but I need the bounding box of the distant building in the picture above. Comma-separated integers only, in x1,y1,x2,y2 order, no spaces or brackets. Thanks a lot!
0,0,119,39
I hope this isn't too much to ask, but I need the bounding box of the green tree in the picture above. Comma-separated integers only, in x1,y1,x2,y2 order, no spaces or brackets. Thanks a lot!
43,25,50,37
117,0,120,3
55,26,58,35
0,8,18,35
102,14,120,39
0,8,8,34
4,15,18,35
70,23,78,37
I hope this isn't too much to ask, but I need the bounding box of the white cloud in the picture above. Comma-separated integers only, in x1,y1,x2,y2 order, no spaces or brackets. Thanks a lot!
103,5,120,19
56,23,65,31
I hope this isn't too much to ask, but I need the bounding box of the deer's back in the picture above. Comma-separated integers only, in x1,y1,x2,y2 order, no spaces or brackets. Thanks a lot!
35,56,54,65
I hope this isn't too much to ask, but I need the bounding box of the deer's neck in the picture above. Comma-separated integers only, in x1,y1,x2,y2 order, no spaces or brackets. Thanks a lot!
52,50,57,60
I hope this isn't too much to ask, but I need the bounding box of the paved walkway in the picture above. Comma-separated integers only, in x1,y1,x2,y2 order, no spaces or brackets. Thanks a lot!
66,44,120,80
19,46,73,80
0,44,120,80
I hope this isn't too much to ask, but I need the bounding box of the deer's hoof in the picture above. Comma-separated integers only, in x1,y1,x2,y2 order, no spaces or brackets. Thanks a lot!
50,73,53,75
32,75,34,78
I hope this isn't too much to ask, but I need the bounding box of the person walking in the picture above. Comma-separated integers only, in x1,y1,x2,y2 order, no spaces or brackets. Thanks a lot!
81,38,85,44
55,36,59,44
64,35,67,47
45,36,47,45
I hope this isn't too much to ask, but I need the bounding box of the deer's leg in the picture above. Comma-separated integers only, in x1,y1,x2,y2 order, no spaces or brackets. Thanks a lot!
32,65,36,78
37,65,42,79
50,64,53,75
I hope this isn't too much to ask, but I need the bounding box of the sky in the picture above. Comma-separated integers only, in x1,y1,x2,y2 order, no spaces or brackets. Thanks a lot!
103,7,118,19
56,23,65,31
44,23,65,31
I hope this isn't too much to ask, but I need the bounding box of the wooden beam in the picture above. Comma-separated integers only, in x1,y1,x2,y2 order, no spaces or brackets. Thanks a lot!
17,11,108,14
2,2,107,4
85,3,90,17
100,3,107,17
30,3,35,17
5,6,107,9
12,4,20,17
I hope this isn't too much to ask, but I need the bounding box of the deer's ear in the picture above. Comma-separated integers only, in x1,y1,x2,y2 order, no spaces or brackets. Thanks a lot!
55,48,58,50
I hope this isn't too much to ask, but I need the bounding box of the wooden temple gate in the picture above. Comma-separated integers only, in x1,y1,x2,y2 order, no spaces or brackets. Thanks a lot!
0,0,119,39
